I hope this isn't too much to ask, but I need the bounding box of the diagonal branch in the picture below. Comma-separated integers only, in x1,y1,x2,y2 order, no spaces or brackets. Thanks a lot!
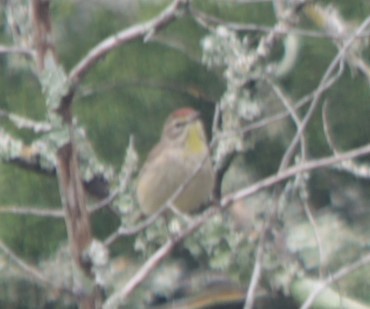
322,100,370,179
69,0,190,88
104,142,370,307
0,239,48,284
0,108,52,133
279,15,370,170
0,238,75,298
300,253,370,309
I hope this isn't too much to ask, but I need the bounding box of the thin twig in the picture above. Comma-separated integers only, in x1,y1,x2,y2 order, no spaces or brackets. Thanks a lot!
300,253,370,309
280,16,370,170
0,206,64,218
268,79,307,166
191,2,352,39
268,80,325,277
0,108,52,133
103,207,218,308
241,1,316,301
302,201,324,276
69,0,189,87
0,239,48,284
78,79,215,105
104,205,167,247
223,0,273,3
228,144,370,206
0,238,75,297
275,88,325,281
89,190,120,214
191,3,370,39
237,89,314,136
0,191,119,219
0,44,34,57
244,77,313,309
151,36,202,65
243,233,264,309
104,142,370,307
322,100,370,179
278,56,344,170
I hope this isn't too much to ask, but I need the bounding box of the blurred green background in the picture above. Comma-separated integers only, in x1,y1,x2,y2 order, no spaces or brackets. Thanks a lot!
1,0,370,306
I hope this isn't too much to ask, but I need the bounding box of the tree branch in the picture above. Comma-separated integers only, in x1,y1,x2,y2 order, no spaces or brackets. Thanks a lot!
0,44,34,57
69,0,190,88
0,238,75,298
0,206,64,218
31,0,102,306
300,253,370,309
104,142,370,307
279,15,370,170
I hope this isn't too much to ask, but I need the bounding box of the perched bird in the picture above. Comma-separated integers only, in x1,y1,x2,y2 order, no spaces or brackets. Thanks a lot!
136,107,214,215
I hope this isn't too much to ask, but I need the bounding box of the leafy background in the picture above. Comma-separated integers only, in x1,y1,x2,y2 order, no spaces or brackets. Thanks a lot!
1,0,370,307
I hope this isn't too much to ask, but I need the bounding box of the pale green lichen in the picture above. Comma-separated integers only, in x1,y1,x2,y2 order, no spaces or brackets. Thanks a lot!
39,63,70,121
134,212,253,283
0,130,24,161
201,26,262,167
74,126,114,183
110,137,139,215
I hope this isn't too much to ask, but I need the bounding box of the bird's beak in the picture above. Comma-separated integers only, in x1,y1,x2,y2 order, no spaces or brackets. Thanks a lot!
189,111,200,123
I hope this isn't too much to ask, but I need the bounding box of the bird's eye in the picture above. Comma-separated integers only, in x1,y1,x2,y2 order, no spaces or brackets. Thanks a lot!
174,121,185,129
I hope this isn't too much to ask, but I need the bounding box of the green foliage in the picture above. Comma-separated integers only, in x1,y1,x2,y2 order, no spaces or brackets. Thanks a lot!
1,0,370,306
134,213,254,283
0,165,64,259
195,0,275,25
0,68,44,123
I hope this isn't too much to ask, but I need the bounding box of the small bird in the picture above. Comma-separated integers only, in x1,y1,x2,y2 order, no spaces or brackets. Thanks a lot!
136,107,214,215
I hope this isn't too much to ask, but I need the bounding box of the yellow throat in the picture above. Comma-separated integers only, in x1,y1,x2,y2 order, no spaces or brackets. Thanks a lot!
185,122,207,155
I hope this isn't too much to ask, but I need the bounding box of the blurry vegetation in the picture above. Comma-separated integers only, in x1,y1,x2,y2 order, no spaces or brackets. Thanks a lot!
1,0,370,307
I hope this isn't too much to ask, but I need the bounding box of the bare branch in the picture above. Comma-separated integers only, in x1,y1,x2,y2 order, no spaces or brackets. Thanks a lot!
69,0,190,88
56,143,92,273
104,207,166,247
30,0,104,305
0,206,63,218
304,4,370,82
0,108,52,133
0,44,34,57
0,192,122,219
243,233,264,309
104,142,370,307
228,143,370,205
103,206,219,308
278,47,344,170
300,253,370,309
191,7,367,39
0,239,75,298
244,76,309,309
0,239,47,284
280,16,370,169
78,79,215,105
322,100,370,179
0,129,54,175
251,0,312,66
268,79,307,168
267,81,325,279
31,0,57,71
223,0,273,3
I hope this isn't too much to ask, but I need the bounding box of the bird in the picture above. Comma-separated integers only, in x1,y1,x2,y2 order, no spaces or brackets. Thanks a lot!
136,107,214,216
